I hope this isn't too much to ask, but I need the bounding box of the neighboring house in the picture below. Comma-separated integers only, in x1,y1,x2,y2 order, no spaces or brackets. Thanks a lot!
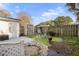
35,20,55,35
0,16,19,39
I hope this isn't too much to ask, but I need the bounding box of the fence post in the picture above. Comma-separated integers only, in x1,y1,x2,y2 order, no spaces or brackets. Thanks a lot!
60,26,63,37
78,24,79,37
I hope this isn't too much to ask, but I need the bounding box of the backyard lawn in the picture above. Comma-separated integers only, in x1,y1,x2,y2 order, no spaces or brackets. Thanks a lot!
52,37,63,42
30,35,62,45
62,37,79,55
31,35,63,45
29,35,79,55
52,37,79,55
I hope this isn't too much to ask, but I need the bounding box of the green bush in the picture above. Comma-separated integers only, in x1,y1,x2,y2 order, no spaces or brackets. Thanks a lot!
47,30,56,37
33,35,49,45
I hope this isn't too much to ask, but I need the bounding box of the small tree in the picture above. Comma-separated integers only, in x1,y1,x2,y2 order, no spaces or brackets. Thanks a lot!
54,16,73,26
0,8,11,17
18,13,31,25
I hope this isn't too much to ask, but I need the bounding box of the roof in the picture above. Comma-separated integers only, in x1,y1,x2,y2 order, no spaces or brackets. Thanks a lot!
36,20,55,27
0,16,19,22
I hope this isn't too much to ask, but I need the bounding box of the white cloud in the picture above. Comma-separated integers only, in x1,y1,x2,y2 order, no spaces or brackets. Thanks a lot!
11,12,14,15
42,10,58,17
42,7,65,17
0,3,11,11
41,7,65,21
0,3,6,10
0,3,4,7
71,15,76,22
15,5,21,13
32,6,76,25
0,3,10,8
32,15,55,25
42,11,58,17
56,7,64,13
32,7,65,25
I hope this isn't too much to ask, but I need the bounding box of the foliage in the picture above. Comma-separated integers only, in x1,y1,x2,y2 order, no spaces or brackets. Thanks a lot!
62,37,79,55
66,3,75,12
66,3,79,21
0,8,11,17
65,16,73,23
54,16,73,26
33,35,49,45
36,16,73,27
28,35,36,38
47,29,56,37
36,20,54,27
62,37,79,46
18,13,31,25
31,35,79,55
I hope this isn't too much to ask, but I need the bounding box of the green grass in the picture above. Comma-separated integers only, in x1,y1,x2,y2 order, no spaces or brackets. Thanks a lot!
52,37,63,42
51,36,79,55
61,37,79,55
33,35,49,45
62,37,79,46
31,36,63,45
29,35,79,55
32,35,63,45
27,35,35,38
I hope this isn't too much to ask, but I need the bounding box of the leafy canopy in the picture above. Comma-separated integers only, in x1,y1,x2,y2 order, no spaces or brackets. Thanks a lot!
54,16,73,26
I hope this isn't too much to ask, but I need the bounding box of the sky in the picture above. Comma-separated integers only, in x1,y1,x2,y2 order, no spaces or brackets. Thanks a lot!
0,3,76,25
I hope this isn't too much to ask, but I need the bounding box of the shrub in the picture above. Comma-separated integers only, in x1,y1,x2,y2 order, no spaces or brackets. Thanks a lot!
47,30,56,37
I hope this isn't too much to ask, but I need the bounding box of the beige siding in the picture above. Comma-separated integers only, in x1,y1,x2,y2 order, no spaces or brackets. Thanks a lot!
0,20,19,39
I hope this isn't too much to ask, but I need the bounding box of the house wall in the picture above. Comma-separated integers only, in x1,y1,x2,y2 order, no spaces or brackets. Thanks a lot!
0,21,19,39
9,22,19,38
0,21,9,35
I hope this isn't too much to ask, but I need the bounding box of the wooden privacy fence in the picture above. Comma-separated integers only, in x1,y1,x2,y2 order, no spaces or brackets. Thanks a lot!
35,24,79,37
54,24,79,37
